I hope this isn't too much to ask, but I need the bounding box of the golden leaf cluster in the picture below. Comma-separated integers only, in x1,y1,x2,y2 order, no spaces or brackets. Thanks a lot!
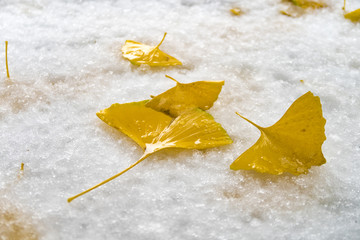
66,1,357,202
68,76,232,202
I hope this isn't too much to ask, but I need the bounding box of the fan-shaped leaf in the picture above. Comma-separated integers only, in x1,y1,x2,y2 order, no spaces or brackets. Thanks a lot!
145,108,233,153
146,75,224,117
96,100,172,150
121,33,182,67
69,105,232,202
287,0,326,9
343,0,360,23
344,9,360,22
230,92,326,175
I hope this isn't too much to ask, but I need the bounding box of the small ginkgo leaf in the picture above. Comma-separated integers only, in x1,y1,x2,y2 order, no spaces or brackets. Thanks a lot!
230,8,243,16
230,91,326,175
68,107,232,202
287,0,326,9
343,0,360,22
146,75,224,117
146,108,233,152
96,100,172,150
121,32,182,67
280,0,325,17
344,9,360,22
280,10,295,17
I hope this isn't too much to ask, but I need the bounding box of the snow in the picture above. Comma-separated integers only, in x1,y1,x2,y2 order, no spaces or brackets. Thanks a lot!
0,0,359,239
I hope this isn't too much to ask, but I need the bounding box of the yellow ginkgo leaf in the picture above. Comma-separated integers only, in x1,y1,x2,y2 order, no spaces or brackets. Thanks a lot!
344,9,360,22
230,8,243,16
280,0,325,17
96,100,172,150
121,32,182,67
287,0,326,9
68,107,232,202
343,0,360,22
230,91,326,175
146,75,224,117
146,108,233,152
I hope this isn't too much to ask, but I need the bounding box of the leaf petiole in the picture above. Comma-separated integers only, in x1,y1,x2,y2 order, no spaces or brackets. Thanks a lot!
5,41,10,78
165,75,180,84
235,112,263,130
155,32,167,49
67,152,152,203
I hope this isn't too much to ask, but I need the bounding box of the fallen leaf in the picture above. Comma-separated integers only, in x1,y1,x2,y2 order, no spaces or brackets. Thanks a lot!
96,100,172,150
286,0,326,9
343,0,360,23
146,75,224,117
230,8,243,16
147,107,233,151
280,10,296,17
230,91,326,175
121,32,182,66
280,0,325,17
344,9,360,22
68,103,232,202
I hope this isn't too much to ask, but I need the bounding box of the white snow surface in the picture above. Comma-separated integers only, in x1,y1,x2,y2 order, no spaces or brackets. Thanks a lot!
0,0,360,239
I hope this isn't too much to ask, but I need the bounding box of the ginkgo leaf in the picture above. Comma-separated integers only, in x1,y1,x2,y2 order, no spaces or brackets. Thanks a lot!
280,0,325,17
146,75,224,117
68,107,232,202
121,32,182,67
230,8,243,16
230,91,326,175
146,108,233,153
344,9,360,22
343,0,360,22
96,100,172,150
286,0,326,9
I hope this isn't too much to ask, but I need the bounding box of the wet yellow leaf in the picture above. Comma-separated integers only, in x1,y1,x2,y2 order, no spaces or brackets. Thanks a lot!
287,0,326,9
96,100,172,150
69,106,232,202
343,0,360,23
280,10,295,17
230,92,326,175
344,9,360,22
280,0,325,17
230,8,243,16
147,108,233,152
121,32,182,67
146,75,224,117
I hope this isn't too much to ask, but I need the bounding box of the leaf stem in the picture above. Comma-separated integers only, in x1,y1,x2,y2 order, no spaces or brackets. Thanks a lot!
5,41,10,78
235,112,263,130
17,163,25,179
155,32,167,49
165,75,180,84
67,153,151,203
343,0,346,11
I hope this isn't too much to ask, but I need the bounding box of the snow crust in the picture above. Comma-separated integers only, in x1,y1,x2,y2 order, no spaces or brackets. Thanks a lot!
0,0,359,239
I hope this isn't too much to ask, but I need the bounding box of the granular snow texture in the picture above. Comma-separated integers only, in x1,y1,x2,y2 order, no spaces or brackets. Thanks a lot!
0,0,359,239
